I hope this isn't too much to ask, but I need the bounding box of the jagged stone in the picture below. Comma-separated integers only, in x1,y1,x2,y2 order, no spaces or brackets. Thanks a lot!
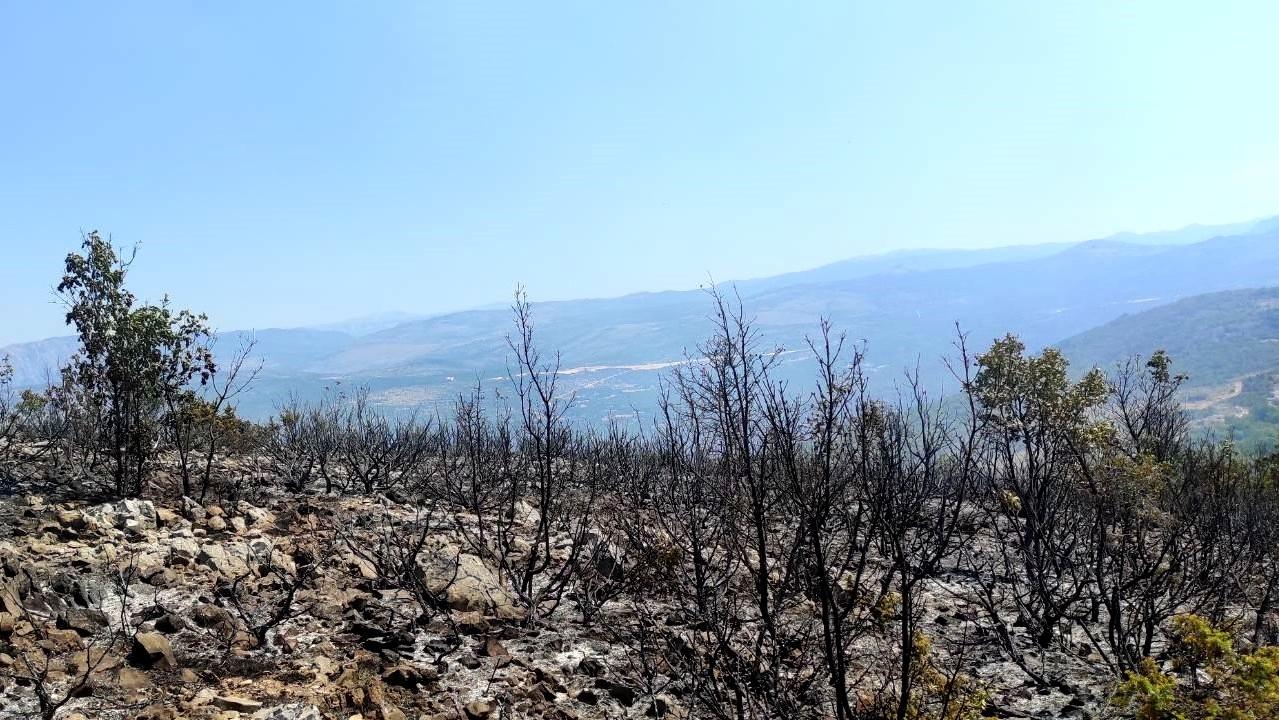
58,607,109,635
577,655,606,677
82,499,158,535
479,637,510,658
129,632,176,669
424,550,524,620
382,663,437,689
154,612,188,634
180,496,206,521
191,602,237,633
42,626,84,653
214,695,264,712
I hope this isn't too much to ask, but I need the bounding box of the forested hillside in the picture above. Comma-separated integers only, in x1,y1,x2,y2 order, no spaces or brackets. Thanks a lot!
1060,286,1279,447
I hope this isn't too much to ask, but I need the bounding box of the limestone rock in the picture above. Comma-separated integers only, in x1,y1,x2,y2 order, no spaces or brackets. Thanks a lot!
425,550,524,620
167,537,200,567
214,696,264,712
59,607,109,635
382,663,437,689
479,638,510,658
42,626,84,653
82,499,158,535
180,496,207,521
155,507,179,527
57,509,87,531
129,632,176,669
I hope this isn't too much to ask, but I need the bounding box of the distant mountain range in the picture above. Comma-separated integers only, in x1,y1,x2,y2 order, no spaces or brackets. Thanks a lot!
6,216,1279,433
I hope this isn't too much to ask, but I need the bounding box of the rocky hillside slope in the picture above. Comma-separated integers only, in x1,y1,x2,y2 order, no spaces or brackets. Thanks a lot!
0,482,1106,720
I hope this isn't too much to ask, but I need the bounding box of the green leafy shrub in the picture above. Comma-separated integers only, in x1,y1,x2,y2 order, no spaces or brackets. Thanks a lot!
1112,614,1279,719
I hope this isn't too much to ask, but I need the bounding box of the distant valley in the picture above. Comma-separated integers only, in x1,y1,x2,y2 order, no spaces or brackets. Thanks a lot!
6,216,1279,444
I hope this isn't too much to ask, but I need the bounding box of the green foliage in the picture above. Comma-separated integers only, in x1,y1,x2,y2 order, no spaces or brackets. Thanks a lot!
1169,615,1234,675
1099,453,1171,517
1112,615,1279,720
1146,350,1181,386
17,388,48,415
55,232,216,496
1113,658,1183,720
894,632,993,720
972,334,1110,444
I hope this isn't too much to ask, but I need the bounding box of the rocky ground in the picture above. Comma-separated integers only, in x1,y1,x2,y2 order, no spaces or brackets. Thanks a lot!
0,482,1114,720
0,489,660,720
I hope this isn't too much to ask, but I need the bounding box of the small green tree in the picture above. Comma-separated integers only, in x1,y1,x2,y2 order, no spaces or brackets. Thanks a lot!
56,232,215,497
970,335,1109,443
965,335,1110,655
1113,614,1279,720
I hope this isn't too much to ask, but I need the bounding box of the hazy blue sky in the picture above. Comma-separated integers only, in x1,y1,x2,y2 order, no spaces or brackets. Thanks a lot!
2,2,1277,344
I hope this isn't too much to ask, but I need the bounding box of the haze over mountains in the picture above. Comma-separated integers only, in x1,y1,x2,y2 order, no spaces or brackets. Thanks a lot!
7,216,1279,433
